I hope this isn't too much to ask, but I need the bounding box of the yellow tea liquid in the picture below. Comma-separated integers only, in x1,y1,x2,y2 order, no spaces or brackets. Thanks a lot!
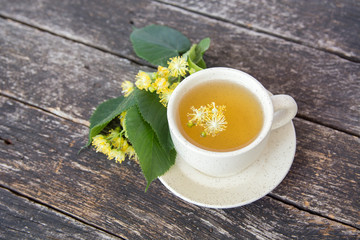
178,80,263,152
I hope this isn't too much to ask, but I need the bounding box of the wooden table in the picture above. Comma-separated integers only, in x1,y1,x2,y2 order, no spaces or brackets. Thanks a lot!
1,1,359,239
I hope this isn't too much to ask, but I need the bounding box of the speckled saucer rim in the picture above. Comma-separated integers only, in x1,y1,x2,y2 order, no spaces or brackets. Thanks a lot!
159,121,296,209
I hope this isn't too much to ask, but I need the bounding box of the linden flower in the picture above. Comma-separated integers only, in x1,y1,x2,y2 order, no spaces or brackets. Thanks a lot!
170,81,179,90
187,102,227,137
157,66,170,79
121,81,134,97
119,137,129,152
187,105,208,125
108,127,121,138
125,145,138,162
107,127,121,148
203,112,227,137
168,56,188,77
108,149,126,163
135,71,152,91
153,77,170,94
111,136,128,151
92,124,138,164
119,111,127,127
159,88,174,107
92,134,111,155
207,102,225,115
111,135,121,149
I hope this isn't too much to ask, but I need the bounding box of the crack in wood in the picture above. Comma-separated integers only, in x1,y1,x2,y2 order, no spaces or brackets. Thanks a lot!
268,193,360,231
296,114,360,138
1,93,358,237
1,2,359,65
0,92,90,128
0,137,13,145
0,3,358,236
1,89,357,150
153,0,360,63
0,184,126,240
0,14,156,70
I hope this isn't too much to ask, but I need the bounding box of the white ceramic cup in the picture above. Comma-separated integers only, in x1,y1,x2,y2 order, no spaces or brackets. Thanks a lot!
167,67,297,177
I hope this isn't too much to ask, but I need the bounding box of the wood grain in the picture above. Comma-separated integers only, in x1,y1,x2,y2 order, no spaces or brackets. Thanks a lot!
0,1,359,238
0,188,119,239
275,118,360,228
0,19,152,123
1,96,358,239
0,17,359,229
159,0,360,60
0,0,359,136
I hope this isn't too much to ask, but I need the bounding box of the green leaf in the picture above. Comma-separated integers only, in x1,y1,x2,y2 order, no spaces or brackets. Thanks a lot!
135,90,173,152
130,25,191,66
125,106,176,190
184,37,211,72
197,38,211,56
84,93,137,147
185,45,203,72
194,37,210,68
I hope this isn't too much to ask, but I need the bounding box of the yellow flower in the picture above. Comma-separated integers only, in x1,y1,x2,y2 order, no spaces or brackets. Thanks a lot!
119,111,127,128
108,149,126,163
125,145,138,162
170,81,179,90
121,81,134,97
203,111,227,137
207,102,225,115
135,71,151,91
111,136,128,151
92,126,137,164
152,77,169,94
187,105,208,125
159,88,174,107
148,85,156,93
157,66,170,79
108,127,120,137
92,134,111,155
187,102,227,137
119,137,129,152
111,136,121,149
107,127,121,148
168,56,188,77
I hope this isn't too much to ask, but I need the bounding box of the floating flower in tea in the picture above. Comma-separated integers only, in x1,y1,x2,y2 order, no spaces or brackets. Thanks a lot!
187,102,227,137
188,105,208,125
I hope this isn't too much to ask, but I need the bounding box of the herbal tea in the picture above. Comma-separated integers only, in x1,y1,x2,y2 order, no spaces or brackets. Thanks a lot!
178,80,263,152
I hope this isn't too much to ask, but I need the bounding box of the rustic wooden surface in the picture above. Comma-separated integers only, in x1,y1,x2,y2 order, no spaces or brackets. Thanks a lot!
159,0,360,61
1,0,358,136
0,188,117,239
0,0,359,239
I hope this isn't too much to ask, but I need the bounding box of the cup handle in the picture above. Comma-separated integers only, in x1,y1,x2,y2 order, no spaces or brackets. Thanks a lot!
271,95,298,130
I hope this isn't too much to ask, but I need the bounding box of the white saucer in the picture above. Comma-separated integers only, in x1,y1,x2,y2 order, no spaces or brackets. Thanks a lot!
159,121,296,208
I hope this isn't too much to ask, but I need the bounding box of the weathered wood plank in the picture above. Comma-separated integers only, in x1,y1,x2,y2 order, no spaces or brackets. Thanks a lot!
0,17,359,228
0,0,359,135
273,118,360,228
0,96,359,239
159,0,360,60
0,187,119,239
0,19,152,123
